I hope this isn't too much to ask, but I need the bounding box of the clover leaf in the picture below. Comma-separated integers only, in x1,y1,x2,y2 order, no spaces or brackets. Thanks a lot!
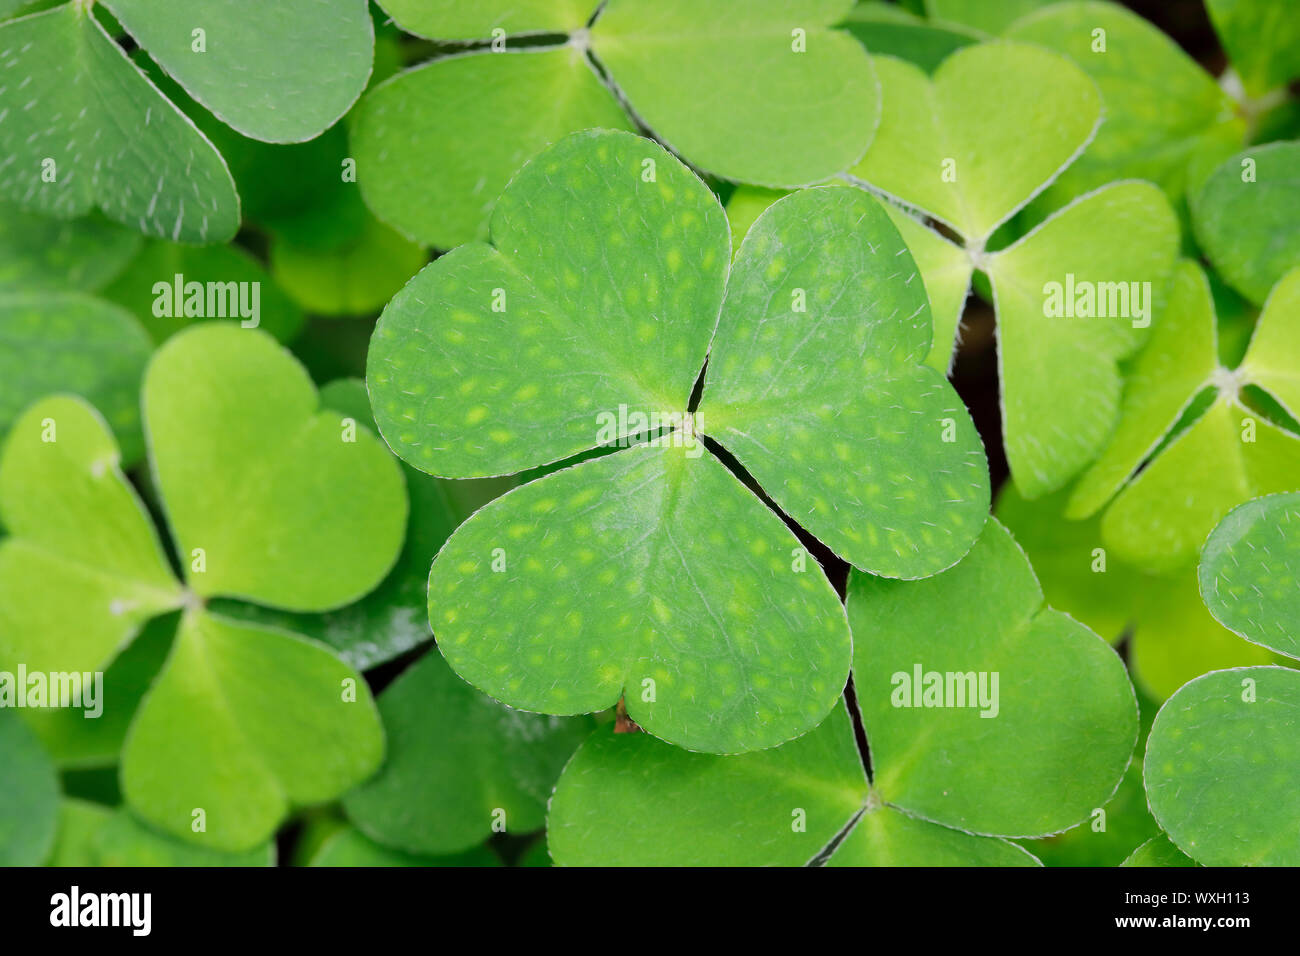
0,324,407,850
1144,666,1300,866
368,129,988,753
0,710,58,865
1005,2,1244,216
1068,263,1300,572
1199,492,1300,661
354,0,879,248
548,518,1136,865
0,0,374,241
1191,141,1300,307
48,799,274,867
342,651,592,855
839,2,978,74
0,292,151,464
923,0,1052,35
848,43,1180,497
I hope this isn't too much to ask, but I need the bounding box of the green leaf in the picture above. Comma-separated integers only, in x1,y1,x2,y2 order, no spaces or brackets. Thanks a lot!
100,240,305,344
849,45,1101,243
0,204,141,293
429,442,852,753
548,703,1038,865
1005,2,1243,215
0,292,152,463
1101,397,1300,571
1237,266,1300,420
1120,833,1196,868
369,130,729,479
82,803,274,866
375,0,592,39
699,186,989,577
590,0,878,187
144,324,407,610
101,0,374,143
986,181,1179,497
353,47,633,249
848,518,1138,836
45,799,113,867
0,395,181,676
1145,666,1300,865
0,4,239,242
1199,492,1300,661
882,205,972,371
309,826,500,867
212,379,460,671
269,205,427,317
0,710,59,865
121,609,383,851
1067,261,1219,519
1191,141,1300,306
344,651,592,854
1206,0,1300,98
724,185,789,254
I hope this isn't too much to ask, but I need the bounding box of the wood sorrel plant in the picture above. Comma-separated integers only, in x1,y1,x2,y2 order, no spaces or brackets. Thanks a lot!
367,128,990,753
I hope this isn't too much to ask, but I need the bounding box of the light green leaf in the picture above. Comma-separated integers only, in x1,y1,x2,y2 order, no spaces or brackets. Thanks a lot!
121,609,383,851
0,395,181,676
429,442,852,753
375,0,592,39
829,807,1040,866
309,826,500,867
353,48,633,249
213,379,460,671
100,240,305,344
1101,397,1300,571
724,185,789,254
0,4,239,242
987,181,1180,498
0,292,152,463
1191,141,1300,306
848,518,1138,837
1005,2,1243,214
590,0,878,187
0,710,58,865
144,324,406,610
76,804,275,866
368,130,729,479
1206,0,1300,98
344,651,592,855
0,203,141,293
1199,492,1300,661
269,206,427,317
1067,260,1220,518
849,45,1101,242
1120,833,1197,868
1145,666,1300,865
1238,266,1300,420
102,0,374,143
699,186,988,577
